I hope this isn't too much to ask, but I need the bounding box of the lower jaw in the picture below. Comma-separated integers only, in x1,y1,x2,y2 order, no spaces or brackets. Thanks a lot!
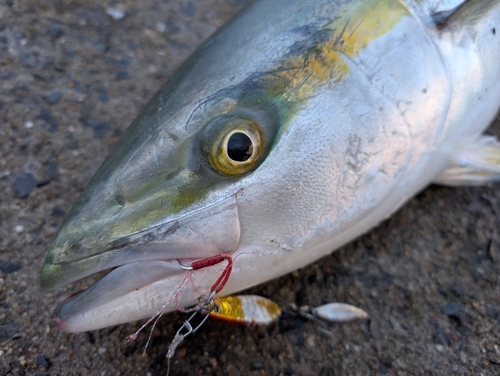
52,259,240,332
53,260,184,332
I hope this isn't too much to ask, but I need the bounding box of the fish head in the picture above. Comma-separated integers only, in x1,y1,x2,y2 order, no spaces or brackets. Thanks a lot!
40,10,306,330
40,89,282,290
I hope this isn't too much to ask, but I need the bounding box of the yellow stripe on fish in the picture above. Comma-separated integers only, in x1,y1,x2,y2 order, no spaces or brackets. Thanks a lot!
264,0,409,104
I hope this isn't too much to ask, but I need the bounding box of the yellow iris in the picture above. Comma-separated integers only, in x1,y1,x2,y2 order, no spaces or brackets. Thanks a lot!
202,116,264,176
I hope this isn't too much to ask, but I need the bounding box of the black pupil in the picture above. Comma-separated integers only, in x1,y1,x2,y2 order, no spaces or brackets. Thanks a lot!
227,132,253,162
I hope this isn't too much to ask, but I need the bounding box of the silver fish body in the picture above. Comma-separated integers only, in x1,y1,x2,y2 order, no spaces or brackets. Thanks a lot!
42,0,500,332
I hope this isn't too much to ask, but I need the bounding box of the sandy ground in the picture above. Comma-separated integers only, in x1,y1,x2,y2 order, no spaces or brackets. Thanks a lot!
1,1,500,375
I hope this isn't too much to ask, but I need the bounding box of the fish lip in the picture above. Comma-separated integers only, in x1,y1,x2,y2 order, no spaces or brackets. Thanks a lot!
40,242,216,291
52,250,242,332
52,259,187,332
41,194,241,290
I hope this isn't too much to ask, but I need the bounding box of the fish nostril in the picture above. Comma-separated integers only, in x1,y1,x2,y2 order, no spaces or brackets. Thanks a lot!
115,194,126,206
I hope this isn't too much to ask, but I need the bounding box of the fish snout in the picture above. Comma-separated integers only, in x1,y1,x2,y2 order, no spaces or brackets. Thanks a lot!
41,194,241,291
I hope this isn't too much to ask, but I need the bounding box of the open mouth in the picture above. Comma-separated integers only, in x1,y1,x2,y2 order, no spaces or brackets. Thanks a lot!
45,195,241,332
54,253,236,332
53,260,187,332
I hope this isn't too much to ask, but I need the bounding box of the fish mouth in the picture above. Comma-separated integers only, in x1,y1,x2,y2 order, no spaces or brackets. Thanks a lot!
53,260,187,332
45,195,241,332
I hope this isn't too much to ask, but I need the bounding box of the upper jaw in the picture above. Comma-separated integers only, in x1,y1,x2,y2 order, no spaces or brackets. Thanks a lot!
41,194,241,291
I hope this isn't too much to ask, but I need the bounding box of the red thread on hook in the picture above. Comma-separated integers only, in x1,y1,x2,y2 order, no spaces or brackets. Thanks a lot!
190,254,233,293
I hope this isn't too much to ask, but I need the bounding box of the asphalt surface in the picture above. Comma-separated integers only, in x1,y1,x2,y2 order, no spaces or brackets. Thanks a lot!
1,1,500,375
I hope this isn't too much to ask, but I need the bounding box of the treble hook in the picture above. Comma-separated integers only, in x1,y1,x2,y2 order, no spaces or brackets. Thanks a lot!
165,254,233,375
166,290,217,376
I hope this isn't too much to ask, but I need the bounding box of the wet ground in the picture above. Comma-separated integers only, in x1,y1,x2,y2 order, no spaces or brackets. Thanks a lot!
1,1,500,375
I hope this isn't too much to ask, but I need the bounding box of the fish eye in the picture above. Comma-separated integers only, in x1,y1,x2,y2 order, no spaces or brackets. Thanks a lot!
202,116,263,176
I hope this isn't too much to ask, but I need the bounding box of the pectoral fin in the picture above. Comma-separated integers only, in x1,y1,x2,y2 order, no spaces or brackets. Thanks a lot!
434,136,500,186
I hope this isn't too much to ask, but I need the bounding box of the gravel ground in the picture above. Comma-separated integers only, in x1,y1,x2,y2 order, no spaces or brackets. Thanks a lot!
1,1,500,375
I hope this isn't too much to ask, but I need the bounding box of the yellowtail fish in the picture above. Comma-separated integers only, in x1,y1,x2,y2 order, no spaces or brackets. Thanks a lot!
41,0,500,332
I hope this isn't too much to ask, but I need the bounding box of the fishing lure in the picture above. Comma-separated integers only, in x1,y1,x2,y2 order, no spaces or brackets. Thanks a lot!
209,295,281,325
164,294,367,375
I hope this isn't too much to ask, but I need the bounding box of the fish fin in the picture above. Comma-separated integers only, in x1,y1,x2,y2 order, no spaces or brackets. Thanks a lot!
433,135,500,186
432,0,500,31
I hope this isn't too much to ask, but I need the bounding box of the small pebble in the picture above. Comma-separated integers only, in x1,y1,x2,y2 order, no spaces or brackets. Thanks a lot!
181,2,196,17
89,38,107,55
95,87,109,102
485,306,499,320
48,24,64,39
14,172,37,198
251,362,264,370
177,347,187,358
115,70,130,80
45,91,63,105
442,302,461,316
0,262,22,274
106,7,126,20
36,108,59,132
51,206,66,217
92,120,110,139
15,225,24,233
47,161,59,179
24,121,33,128
35,355,51,369
155,22,166,32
